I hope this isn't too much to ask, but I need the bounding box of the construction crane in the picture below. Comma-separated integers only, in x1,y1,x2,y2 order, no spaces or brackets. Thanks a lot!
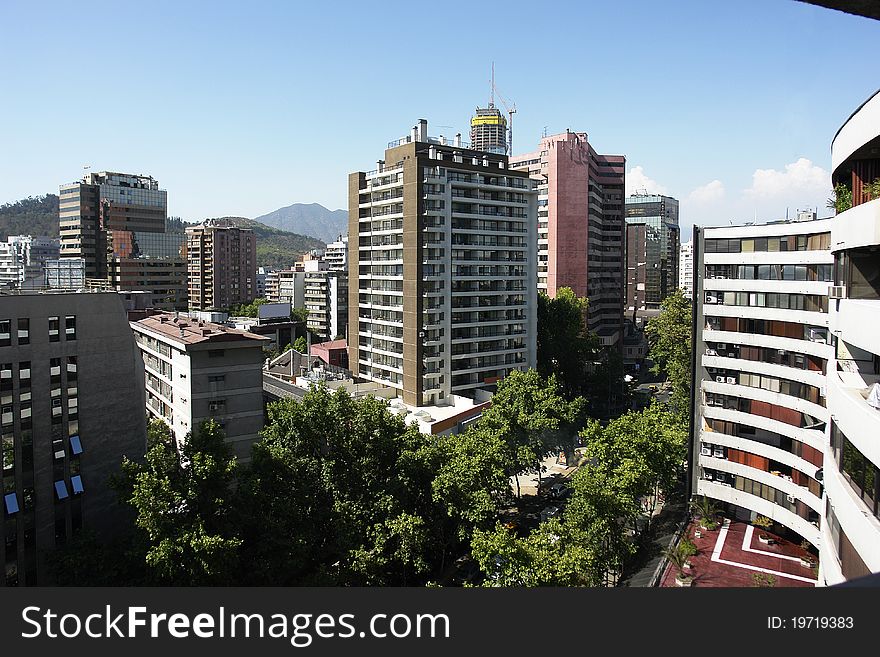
489,63,516,156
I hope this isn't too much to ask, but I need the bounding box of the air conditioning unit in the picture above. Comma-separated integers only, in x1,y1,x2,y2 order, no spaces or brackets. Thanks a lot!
828,285,846,299
726,377,737,384
713,447,725,458
701,446,712,456
705,348,718,356
706,294,719,304
786,494,796,503
717,343,727,350
716,376,725,383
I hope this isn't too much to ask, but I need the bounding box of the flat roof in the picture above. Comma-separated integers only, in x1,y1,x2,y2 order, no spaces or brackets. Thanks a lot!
133,312,268,346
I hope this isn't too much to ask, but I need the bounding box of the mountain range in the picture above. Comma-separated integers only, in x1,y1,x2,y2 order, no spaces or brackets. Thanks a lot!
253,203,347,244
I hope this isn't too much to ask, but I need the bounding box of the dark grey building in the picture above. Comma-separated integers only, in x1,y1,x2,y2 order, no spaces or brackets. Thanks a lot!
625,193,680,321
1,291,147,586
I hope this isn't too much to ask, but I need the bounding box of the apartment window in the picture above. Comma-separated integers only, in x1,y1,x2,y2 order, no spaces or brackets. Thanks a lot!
4,493,18,515
53,439,65,460
208,375,225,383
65,316,76,340
48,316,60,342
208,399,226,413
71,475,83,495
54,480,69,500
70,435,82,455
17,319,29,346
0,320,9,347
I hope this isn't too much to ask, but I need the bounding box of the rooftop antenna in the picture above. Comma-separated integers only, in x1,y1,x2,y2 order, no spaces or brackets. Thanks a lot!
491,68,516,156
489,62,495,109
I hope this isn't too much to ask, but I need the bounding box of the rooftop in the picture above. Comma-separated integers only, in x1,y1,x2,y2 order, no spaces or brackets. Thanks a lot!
312,339,347,351
133,312,268,346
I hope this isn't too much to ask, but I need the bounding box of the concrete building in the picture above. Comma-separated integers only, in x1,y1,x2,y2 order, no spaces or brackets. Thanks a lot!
0,245,18,289
186,219,257,311
821,88,880,584
510,131,626,346
691,216,833,556
130,312,268,461
350,118,538,406
1,291,147,586
325,236,348,272
7,236,60,289
625,194,680,321
256,266,275,298
680,240,694,300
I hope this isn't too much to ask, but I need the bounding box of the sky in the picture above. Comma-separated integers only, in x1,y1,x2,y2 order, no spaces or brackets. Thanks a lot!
1,0,878,240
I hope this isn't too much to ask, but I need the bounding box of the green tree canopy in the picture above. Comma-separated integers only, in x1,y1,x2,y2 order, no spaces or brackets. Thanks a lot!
537,288,599,398
644,288,692,426
115,419,242,585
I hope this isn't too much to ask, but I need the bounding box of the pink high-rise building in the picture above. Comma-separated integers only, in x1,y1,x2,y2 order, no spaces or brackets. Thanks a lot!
510,131,625,346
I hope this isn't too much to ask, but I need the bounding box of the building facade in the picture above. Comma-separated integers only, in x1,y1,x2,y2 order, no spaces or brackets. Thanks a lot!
349,119,538,406
510,131,626,346
130,313,268,461
185,220,257,311
7,236,60,289
680,240,694,300
470,106,508,155
1,291,147,586
625,194,680,320
821,88,880,584
691,217,833,554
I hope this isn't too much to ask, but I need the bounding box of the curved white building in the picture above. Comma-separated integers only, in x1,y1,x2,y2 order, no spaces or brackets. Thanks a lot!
692,216,833,549
821,88,880,584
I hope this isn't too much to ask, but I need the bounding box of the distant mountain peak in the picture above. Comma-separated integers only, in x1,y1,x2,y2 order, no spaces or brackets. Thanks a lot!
253,202,347,244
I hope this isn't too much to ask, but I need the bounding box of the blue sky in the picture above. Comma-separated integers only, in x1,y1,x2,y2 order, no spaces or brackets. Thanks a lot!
1,0,878,239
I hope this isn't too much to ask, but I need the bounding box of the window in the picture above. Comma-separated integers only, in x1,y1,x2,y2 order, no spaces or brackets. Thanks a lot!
53,439,65,460
4,493,18,514
208,375,225,383
65,315,76,340
71,475,83,495
54,480,69,500
209,399,226,413
17,319,29,345
48,316,60,342
70,435,82,455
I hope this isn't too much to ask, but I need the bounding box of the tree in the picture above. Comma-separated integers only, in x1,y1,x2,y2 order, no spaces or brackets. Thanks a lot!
827,183,853,214
862,178,880,202
537,288,599,399
293,335,308,354
580,403,687,535
230,297,270,317
477,369,586,498
116,419,242,585
241,385,445,586
644,288,692,427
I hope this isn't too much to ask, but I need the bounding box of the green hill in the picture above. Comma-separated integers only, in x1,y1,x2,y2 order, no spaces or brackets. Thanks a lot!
206,217,326,269
0,195,60,239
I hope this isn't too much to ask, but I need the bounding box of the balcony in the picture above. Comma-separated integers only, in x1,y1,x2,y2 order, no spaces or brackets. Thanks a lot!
827,368,880,467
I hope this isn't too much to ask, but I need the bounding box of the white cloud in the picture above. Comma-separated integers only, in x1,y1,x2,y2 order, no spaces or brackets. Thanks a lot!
626,166,668,196
687,180,725,204
744,158,830,199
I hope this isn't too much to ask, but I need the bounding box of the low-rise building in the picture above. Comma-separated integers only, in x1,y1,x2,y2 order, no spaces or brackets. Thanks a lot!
130,312,268,461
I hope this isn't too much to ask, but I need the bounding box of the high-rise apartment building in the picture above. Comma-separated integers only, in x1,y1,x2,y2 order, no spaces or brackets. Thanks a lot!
186,219,257,311
349,119,538,406
130,312,268,461
0,245,18,289
325,236,348,272
680,240,694,300
1,291,147,586
821,89,880,584
625,194,680,320
691,217,833,557
510,131,626,346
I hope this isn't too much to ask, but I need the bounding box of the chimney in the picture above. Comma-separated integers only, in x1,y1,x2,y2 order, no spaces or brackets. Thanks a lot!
377,160,384,172
411,125,418,142
417,119,428,142
454,133,462,147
